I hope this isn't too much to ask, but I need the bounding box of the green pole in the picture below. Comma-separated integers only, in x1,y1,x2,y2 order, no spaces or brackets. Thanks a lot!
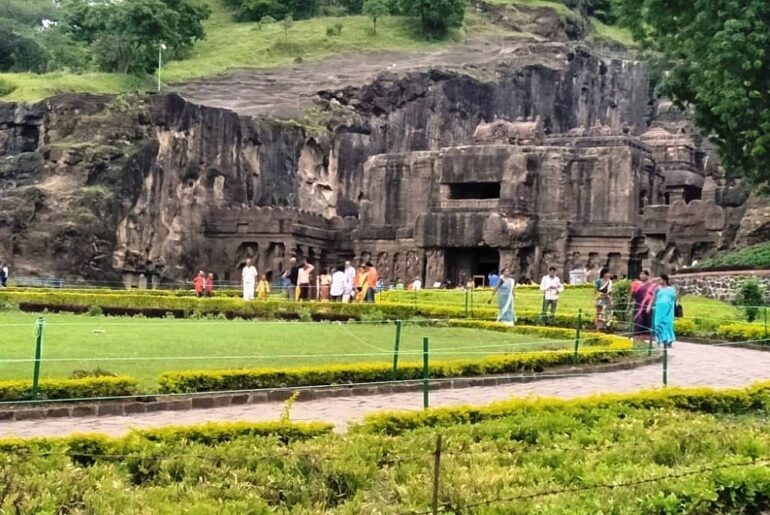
764,307,768,345
648,307,654,356
464,289,469,319
662,347,668,386
573,308,582,361
423,336,430,409
31,316,44,400
470,288,474,318
392,320,403,378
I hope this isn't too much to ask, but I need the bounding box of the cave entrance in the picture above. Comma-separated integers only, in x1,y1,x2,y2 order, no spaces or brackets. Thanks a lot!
444,247,499,288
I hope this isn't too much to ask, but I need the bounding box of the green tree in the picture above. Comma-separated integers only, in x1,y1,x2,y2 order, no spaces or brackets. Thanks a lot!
363,0,389,35
64,0,210,74
400,0,465,37
737,278,765,322
614,0,770,186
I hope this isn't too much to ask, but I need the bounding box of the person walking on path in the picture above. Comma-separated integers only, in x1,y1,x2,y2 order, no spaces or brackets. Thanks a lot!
256,274,270,300
539,266,564,323
205,273,215,297
364,262,378,303
297,261,314,301
488,268,516,326
241,259,258,301
343,261,356,302
631,270,656,340
330,265,346,301
193,271,206,298
594,268,613,330
650,274,677,348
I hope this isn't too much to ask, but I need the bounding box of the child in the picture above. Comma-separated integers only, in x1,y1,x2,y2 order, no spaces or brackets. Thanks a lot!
256,274,270,300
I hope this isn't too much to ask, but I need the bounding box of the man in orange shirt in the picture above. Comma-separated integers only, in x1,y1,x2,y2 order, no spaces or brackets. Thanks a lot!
193,271,205,297
365,262,378,303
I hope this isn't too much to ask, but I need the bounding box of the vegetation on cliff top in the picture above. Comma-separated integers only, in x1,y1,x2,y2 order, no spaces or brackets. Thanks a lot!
0,0,630,102
692,241,770,272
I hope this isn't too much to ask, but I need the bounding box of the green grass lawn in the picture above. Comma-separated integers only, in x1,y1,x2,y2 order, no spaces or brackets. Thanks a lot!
0,312,567,387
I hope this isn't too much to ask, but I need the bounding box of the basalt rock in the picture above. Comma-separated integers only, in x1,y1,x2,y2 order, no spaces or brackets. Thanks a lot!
0,42,739,285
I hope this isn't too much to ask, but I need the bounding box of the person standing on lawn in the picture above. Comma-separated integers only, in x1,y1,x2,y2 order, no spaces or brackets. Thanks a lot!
650,274,677,348
205,273,215,297
318,268,332,301
0,260,7,287
241,259,258,301
297,260,314,301
487,271,499,288
344,260,356,302
256,274,270,300
594,268,613,330
488,268,516,326
330,265,346,301
539,266,564,322
365,262,378,303
282,257,299,301
193,270,206,297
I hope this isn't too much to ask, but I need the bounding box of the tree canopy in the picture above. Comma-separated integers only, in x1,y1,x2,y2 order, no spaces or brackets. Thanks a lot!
0,0,210,75
615,0,770,185
400,0,465,36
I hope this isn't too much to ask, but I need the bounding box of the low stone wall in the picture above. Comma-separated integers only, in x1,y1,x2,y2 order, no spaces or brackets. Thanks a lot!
671,270,770,302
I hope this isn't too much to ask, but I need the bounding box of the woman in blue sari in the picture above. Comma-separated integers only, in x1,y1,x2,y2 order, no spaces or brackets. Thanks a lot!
649,274,676,348
488,268,516,326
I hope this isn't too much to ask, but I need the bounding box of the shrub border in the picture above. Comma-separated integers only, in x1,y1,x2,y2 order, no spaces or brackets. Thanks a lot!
0,354,660,421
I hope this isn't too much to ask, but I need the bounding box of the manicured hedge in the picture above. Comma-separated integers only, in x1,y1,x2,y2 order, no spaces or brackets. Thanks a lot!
0,420,333,454
158,324,634,394
357,381,770,435
0,376,139,402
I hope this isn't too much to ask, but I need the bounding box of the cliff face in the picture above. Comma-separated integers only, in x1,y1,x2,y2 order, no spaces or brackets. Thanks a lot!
0,43,658,282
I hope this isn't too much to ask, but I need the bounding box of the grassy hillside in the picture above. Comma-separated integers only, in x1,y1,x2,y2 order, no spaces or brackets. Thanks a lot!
0,0,633,103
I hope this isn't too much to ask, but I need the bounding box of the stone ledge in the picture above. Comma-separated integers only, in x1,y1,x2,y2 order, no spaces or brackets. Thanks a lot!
0,356,662,421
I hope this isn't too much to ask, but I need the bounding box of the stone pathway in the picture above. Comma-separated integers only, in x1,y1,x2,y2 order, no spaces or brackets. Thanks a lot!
3,342,770,438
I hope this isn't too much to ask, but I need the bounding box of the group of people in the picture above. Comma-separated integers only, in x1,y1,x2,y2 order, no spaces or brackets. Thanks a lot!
630,271,677,348
485,265,677,347
487,267,566,327
192,270,216,297
238,258,381,303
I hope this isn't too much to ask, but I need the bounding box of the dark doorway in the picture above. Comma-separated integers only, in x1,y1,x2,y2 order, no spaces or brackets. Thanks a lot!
444,247,500,287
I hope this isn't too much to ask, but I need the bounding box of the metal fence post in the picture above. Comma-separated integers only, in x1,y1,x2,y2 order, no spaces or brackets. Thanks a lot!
764,306,768,345
663,346,668,386
392,320,402,378
31,316,44,400
423,336,430,409
648,307,655,356
573,308,582,361
464,289,469,318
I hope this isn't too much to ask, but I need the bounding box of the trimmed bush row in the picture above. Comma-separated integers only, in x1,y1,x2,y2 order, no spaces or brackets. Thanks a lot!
157,324,633,394
0,376,139,402
357,381,770,435
0,420,333,453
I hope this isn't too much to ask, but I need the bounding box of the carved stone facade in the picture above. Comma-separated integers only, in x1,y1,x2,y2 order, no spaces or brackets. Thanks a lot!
193,121,725,287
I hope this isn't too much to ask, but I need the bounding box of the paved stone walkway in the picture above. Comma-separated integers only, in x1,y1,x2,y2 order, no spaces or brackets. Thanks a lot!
3,342,770,438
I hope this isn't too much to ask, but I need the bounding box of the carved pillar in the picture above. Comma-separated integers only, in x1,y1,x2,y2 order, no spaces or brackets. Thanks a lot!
425,249,445,287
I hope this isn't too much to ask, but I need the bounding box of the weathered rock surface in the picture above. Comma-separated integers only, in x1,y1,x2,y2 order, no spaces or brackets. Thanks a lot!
0,37,739,284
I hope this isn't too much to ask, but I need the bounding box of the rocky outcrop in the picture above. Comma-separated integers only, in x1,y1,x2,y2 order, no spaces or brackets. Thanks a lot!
0,41,730,284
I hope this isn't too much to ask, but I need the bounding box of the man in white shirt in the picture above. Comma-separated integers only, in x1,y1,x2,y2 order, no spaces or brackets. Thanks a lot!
540,266,564,322
241,259,258,301
343,260,356,302
411,277,422,291
330,265,346,301
297,260,314,301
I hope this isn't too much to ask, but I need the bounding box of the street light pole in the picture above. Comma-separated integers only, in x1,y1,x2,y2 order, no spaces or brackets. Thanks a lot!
157,42,167,92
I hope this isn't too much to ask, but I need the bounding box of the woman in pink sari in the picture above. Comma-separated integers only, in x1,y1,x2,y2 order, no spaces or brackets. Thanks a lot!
631,270,657,340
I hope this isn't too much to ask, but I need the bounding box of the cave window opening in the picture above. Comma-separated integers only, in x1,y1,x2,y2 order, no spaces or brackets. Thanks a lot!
683,186,701,203
447,182,501,200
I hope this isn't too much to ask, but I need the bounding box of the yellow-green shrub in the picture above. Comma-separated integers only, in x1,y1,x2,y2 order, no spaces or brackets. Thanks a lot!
358,381,770,435
0,376,139,402
158,324,633,394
